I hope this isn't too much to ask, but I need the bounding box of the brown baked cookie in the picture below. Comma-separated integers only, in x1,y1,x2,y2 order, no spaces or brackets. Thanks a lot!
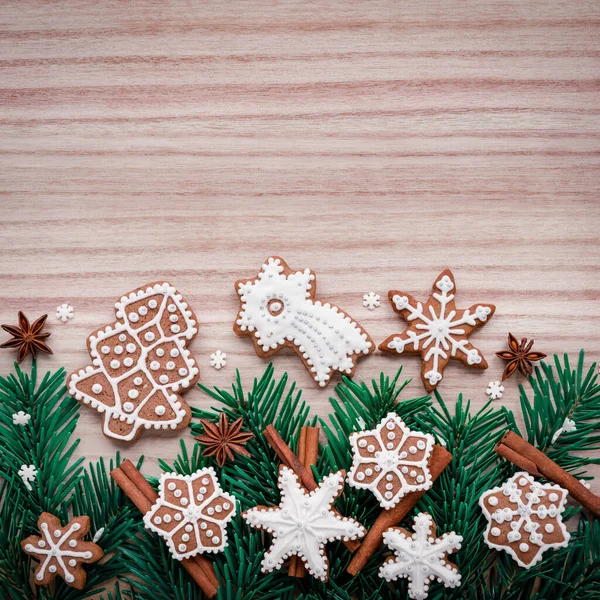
479,472,570,568
234,257,374,387
21,512,103,589
379,270,495,392
69,282,200,442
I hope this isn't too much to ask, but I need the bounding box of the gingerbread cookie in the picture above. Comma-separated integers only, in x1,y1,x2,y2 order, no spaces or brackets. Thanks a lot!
379,513,462,599
243,466,365,581
69,282,200,442
21,512,103,589
379,270,495,392
479,471,570,568
347,413,435,509
234,257,374,387
144,468,236,560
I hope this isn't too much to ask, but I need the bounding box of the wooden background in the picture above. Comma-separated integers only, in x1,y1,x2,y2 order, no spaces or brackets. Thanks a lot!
1,0,599,497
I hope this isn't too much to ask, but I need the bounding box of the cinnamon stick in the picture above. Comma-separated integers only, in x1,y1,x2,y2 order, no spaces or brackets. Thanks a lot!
495,430,600,517
289,427,320,577
263,425,361,552
346,444,453,576
110,461,219,597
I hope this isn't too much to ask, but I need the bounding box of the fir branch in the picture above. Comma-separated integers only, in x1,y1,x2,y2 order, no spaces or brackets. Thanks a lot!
519,351,600,478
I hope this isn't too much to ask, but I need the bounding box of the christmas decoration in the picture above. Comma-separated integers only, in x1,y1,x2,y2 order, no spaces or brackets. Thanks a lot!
243,467,365,581
56,303,74,322
11,410,30,426
18,464,37,491
196,412,253,467
209,349,227,369
486,380,505,400
379,512,462,599
1,312,52,363
363,292,381,310
496,333,547,380
479,472,570,568
380,270,495,391
143,468,236,560
1,352,599,599
347,412,435,508
69,282,200,441
234,256,374,387
552,417,576,443
21,512,104,589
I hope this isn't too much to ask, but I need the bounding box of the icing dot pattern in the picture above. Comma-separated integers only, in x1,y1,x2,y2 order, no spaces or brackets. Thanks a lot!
234,257,373,387
68,282,200,442
348,413,435,509
143,468,236,561
478,471,570,569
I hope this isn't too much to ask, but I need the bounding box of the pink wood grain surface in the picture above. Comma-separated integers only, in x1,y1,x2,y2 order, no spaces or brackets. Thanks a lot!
0,0,599,499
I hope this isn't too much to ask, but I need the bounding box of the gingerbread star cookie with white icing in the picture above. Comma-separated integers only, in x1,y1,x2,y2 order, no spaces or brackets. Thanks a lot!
234,257,374,387
347,413,435,509
143,468,236,561
21,512,103,589
380,270,495,392
69,282,200,442
243,466,365,581
479,471,570,568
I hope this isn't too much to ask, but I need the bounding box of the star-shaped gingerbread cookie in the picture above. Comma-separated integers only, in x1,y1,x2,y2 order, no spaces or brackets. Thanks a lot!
379,270,495,392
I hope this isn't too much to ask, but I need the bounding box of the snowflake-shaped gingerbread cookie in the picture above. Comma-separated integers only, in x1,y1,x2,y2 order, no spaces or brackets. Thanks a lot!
347,413,435,509
69,282,200,442
234,257,374,387
243,466,365,581
21,513,104,589
144,468,236,561
379,513,462,600
479,471,570,568
380,270,495,392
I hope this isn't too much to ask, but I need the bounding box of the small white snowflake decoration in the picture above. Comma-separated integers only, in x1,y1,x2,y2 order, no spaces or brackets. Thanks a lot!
210,350,227,370
18,464,38,491
143,468,236,561
12,411,31,426
56,304,74,322
486,381,505,400
379,512,462,599
363,292,381,310
551,417,576,443
243,466,365,581
347,413,435,509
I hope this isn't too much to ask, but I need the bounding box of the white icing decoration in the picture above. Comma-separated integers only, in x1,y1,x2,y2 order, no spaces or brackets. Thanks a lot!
551,417,577,443
210,350,227,370
55,303,74,323
486,380,504,400
347,413,434,509
382,270,493,389
68,283,200,441
12,411,31,426
18,464,38,491
243,467,365,581
24,519,99,584
479,472,570,569
379,513,462,599
143,468,236,561
362,291,381,310
235,257,373,387
155,405,166,416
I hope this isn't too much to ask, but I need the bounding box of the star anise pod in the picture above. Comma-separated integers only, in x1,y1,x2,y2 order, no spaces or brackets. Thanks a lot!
196,412,253,467
496,333,546,380
1,311,52,363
